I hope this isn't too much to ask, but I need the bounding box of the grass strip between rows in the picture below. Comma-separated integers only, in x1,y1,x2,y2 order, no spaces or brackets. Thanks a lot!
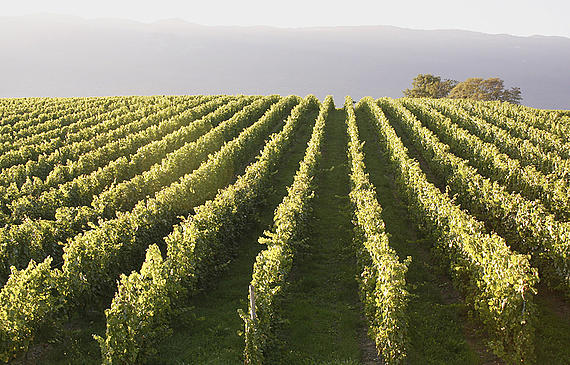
346,96,409,364
241,95,332,364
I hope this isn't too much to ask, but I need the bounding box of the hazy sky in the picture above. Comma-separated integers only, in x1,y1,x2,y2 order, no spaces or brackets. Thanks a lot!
3,0,570,38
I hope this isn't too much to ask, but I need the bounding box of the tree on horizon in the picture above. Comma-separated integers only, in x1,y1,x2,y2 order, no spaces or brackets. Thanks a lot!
403,74,458,99
447,77,522,104
404,74,522,104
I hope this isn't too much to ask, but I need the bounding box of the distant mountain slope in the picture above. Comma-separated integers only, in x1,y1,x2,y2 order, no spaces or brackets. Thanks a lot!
1,14,569,109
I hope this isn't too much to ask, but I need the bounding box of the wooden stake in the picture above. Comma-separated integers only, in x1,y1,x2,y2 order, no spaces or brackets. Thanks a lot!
249,284,256,322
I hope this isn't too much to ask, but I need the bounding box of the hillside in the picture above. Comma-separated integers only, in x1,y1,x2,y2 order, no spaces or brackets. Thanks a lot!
1,14,569,109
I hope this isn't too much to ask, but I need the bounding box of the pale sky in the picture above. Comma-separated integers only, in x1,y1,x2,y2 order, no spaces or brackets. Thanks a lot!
3,0,570,38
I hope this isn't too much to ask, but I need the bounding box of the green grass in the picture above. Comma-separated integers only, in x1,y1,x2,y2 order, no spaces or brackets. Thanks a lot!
264,108,368,365
22,302,108,365
146,222,262,365
533,284,570,364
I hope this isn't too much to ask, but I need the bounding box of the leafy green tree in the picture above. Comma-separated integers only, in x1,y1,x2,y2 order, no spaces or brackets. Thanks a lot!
447,77,522,104
403,74,457,99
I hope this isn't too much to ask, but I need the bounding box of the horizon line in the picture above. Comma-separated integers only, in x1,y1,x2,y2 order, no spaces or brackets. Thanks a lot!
3,12,569,39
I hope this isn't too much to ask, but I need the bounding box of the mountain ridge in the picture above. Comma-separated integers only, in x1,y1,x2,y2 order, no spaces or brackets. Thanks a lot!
8,13,570,39
1,14,569,109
